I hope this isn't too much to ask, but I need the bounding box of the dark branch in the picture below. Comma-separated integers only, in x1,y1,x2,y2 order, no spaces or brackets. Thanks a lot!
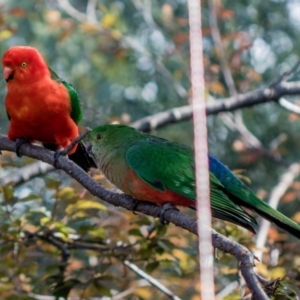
0,136,268,299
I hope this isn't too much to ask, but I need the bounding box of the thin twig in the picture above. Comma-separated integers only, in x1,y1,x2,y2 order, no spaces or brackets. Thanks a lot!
270,60,300,88
216,281,239,300
86,0,97,23
278,97,300,115
57,0,87,22
209,0,262,149
124,260,182,300
58,128,92,156
39,233,70,263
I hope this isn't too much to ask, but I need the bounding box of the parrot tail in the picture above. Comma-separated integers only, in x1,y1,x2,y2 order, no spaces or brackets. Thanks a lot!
242,195,300,239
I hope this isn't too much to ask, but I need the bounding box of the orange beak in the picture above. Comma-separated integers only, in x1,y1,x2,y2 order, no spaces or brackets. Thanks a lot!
3,66,14,81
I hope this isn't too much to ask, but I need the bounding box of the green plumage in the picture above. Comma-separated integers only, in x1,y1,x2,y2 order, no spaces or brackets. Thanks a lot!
88,124,300,238
48,68,82,124
48,68,95,171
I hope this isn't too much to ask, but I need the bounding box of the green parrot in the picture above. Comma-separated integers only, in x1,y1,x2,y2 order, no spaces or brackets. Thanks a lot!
87,124,300,238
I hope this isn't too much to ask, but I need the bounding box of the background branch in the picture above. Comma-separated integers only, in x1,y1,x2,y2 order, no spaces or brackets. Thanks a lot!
132,80,300,131
124,260,182,300
0,161,54,186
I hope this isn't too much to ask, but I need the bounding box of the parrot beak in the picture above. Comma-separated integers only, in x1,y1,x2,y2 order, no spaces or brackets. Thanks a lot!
85,141,97,162
3,66,14,82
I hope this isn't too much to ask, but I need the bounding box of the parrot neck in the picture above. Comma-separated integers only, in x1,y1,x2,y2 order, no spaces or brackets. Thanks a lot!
98,147,128,188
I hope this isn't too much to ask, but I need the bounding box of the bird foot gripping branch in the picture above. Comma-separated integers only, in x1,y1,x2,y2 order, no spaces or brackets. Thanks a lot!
15,138,29,157
158,203,180,225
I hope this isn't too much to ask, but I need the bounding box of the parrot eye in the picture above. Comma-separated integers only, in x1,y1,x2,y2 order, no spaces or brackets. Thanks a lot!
96,134,103,140
21,62,27,68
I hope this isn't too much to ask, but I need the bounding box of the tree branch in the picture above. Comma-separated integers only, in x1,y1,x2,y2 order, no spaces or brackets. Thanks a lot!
132,80,300,132
0,161,54,186
0,136,268,299
124,260,182,300
278,97,300,115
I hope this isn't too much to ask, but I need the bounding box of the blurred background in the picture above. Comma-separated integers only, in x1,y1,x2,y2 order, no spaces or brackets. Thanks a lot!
0,0,300,299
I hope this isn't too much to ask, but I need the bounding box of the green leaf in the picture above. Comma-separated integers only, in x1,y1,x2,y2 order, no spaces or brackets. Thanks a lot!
2,185,17,203
128,228,143,237
45,177,61,190
157,239,175,251
56,187,77,201
145,261,160,273
19,193,42,202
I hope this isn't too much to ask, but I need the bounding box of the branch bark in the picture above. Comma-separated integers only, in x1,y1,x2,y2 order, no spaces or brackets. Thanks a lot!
0,136,268,299
132,80,300,132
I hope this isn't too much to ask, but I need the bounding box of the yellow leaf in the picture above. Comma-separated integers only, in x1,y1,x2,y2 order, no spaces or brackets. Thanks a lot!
293,212,300,223
40,216,51,226
173,249,189,261
56,187,77,201
219,266,238,275
0,30,12,40
134,286,152,299
69,211,90,220
209,81,225,94
112,29,122,39
102,14,117,28
270,267,286,279
66,200,107,215
255,263,269,278
87,227,106,239
80,22,99,34
157,253,176,261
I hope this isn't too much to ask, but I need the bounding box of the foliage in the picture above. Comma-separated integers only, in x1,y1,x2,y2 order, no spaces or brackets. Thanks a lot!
0,0,300,299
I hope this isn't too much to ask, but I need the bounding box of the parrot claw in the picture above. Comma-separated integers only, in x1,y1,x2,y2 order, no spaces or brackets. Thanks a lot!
130,199,140,215
15,138,28,157
53,149,65,168
158,203,179,225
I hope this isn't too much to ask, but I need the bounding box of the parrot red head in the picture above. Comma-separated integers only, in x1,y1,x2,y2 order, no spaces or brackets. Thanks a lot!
2,46,49,83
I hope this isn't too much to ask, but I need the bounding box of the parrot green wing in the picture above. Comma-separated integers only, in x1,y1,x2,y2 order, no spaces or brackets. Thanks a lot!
126,136,196,199
126,136,258,232
209,173,258,232
49,68,82,124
